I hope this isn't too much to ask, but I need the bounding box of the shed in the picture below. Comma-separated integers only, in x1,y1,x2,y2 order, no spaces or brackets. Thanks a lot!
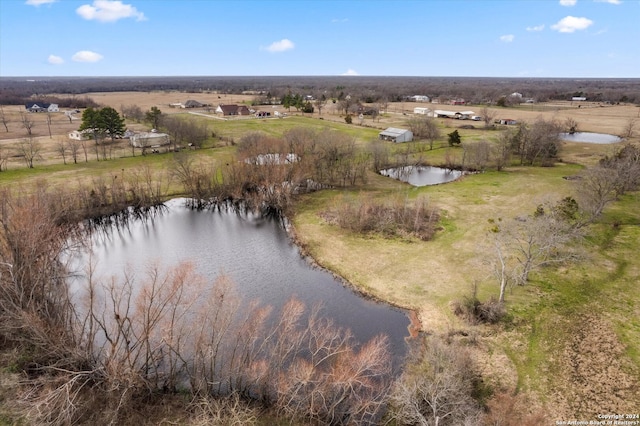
413,107,432,115
379,128,413,143
184,100,205,108
434,109,456,118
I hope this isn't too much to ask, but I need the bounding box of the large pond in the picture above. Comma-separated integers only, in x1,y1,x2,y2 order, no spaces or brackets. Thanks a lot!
68,199,411,367
559,132,622,144
380,165,463,186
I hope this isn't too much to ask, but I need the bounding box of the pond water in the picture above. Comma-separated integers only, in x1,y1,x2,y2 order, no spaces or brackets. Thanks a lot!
69,199,411,367
380,166,463,186
559,132,622,144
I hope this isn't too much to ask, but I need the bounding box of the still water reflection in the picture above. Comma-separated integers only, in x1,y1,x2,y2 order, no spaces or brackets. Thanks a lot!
71,199,411,366
380,166,463,186
559,132,622,144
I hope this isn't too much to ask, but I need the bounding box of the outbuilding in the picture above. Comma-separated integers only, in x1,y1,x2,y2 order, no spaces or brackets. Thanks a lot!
130,132,170,148
379,128,413,143
413,107,432,115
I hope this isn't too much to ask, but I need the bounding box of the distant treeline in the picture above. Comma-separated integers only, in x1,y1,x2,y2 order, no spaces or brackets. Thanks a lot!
0,91,100,109
1,76,638,105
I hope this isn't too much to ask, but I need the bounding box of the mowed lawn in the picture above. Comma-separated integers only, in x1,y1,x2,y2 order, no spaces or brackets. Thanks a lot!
291,163,582,330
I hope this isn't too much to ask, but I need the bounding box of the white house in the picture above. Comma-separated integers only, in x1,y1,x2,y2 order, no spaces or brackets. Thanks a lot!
68,130,91,140
130,132,170,148
413,107,432,115
379,128,413,143
411,95,430,102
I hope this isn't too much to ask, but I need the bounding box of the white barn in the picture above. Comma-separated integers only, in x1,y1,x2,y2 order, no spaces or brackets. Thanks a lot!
379,128,413,143
130,132,170,148
413,107,432,115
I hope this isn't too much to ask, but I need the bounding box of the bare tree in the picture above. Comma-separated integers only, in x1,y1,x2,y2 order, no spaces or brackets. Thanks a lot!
622,118,637,139
0,143,9,171
389,336,482,426
314,96,327,116
492,131,512,171
57,139,68,165
18,137,41,169
20,112,35,136
564,117,579,134
67,140,80,164
407,116,441,150
463,141,491,170
46,112,53,139
489,202,583,294
0,105,9,132
481,105,496,129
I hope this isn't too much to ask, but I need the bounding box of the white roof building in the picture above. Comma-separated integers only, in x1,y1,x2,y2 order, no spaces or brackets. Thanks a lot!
130,132,170,148
413,107,432,115
379,128,413,143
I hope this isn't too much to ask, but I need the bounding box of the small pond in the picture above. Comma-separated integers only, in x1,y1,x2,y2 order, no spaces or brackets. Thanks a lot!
380,166,463,187
559,132,622,144
68,199,411,367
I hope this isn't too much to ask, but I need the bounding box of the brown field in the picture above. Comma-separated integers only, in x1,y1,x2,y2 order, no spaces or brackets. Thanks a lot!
1,91,638,171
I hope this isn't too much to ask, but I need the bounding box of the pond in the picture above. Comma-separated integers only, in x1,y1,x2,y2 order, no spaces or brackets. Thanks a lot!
68,199,411,368
559,132,622,144
380,165,463,186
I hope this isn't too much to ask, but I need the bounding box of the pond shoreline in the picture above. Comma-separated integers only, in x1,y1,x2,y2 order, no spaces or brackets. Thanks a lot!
285,215,423,339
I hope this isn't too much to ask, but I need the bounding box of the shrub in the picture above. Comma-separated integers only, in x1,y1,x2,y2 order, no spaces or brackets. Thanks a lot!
324,194,440,241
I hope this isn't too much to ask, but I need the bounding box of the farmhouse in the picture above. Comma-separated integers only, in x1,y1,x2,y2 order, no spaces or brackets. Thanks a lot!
411,95,430,102
216,104,251,116
130,131,170,148
25,102,59,113
379,128,413,143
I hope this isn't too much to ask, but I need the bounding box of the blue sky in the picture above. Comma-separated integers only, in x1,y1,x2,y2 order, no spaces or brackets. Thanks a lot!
1,0,638,78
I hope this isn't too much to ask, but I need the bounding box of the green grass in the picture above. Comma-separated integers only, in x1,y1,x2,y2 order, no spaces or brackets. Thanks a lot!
1,110,638,413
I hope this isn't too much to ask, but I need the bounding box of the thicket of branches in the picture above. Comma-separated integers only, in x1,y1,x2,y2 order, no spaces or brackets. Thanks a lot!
171,127,370,212
0,187,394,425
323,193,440,241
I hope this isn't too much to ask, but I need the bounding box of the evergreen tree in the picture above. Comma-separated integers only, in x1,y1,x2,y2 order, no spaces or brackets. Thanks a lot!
100,106,126,143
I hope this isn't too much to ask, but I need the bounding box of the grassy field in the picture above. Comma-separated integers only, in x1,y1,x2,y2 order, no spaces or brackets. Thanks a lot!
1,96,639,420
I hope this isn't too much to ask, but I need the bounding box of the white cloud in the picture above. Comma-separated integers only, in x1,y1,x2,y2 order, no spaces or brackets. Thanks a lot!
500,34,515,42
48,55,64,64
76,0,146,23
559,0,577,6
264,39,295,53
72,50,104,62
25,0,57,6
551,16,594,32
526,24,545,31
341,69,359,76
595,0,621,4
